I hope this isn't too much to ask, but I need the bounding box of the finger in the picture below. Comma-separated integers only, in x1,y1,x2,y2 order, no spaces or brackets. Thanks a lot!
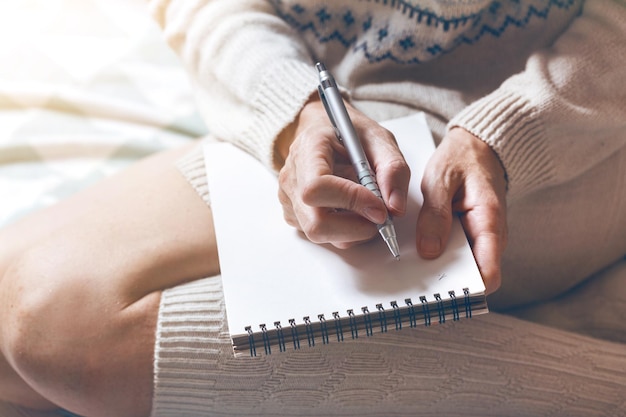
376,156,411,218
459,203,507,294
359,124,410,217
279,158,381,244
416,161,458,259
300,208,379,247
277,187,299,229
277,128,335,227
279,190,378,246
447,132,507,294
300,175,389,225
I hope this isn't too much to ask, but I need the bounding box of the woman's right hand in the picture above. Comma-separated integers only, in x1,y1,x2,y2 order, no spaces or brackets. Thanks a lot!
276,97,410,249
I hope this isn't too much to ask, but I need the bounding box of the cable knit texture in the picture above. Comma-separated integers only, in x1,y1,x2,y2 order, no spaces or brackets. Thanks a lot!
148,0,626,414
160,140,626,416
152,275,626,416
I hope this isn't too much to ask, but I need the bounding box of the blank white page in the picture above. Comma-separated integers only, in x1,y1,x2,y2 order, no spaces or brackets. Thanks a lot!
205,113,484,337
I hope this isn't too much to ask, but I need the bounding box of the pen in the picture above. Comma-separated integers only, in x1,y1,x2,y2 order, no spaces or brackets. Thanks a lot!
316,62,400,260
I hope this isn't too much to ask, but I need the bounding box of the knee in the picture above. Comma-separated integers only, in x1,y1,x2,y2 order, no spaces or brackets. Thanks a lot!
2,246,87,377
2,247,109,409
1,245,156,416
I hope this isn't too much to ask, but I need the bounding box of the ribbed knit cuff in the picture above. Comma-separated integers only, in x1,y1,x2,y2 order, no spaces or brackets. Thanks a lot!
242,59,319,172
151,276,230,417
448,90,556,199
175,140,215,206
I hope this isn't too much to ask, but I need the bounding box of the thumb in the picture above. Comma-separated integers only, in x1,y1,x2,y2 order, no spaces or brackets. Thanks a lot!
416,168,457,259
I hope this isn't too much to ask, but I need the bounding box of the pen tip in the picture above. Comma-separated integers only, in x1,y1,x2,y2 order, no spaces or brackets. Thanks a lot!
395,255,400,261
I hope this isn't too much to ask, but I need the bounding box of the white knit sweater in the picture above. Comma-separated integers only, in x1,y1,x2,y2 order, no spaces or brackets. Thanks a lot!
145,1,626,415
150,0,626,200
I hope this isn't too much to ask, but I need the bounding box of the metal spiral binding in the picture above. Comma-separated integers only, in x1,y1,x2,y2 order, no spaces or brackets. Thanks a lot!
362,307,374,336
391,301,402,330
260,323,271,355
246,326,257,357
274,321,287,352
318,314,330,344
463,288,472,318
448,291,460,321
244,288,476,356
347,309,359,339
289,318,300,350
419,295,431,326
333,311,344,342
376,303,388,333
405,298,417,328
304,316,315,347
434,294,446,324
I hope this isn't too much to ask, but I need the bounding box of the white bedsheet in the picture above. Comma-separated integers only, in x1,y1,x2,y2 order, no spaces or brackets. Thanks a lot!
0,0,204,415
0,0,206,228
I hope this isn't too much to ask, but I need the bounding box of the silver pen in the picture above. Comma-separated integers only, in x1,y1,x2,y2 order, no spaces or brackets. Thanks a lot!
316,62,400,260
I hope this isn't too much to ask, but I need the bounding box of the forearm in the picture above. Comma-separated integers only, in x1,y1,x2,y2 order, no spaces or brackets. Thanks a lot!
148,0,319,171
450,0,626,200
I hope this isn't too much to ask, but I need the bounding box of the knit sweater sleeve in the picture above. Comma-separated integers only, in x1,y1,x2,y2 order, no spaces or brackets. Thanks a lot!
449,0,626,200
148,0,319,171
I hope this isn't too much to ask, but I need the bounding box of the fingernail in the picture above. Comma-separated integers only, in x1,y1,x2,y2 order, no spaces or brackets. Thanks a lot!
363,207,386,224
420,235,441,257
389,189,407,215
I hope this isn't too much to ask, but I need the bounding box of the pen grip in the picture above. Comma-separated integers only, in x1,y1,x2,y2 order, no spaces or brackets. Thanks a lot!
355,163,383,200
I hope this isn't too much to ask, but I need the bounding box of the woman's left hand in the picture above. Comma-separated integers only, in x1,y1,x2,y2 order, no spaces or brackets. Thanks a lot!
416,128,508,294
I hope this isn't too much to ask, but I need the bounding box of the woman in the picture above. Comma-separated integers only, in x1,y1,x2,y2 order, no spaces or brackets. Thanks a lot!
1,0,625,415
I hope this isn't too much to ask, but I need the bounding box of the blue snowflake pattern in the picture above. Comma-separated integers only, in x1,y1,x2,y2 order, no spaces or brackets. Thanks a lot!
270,0,584,64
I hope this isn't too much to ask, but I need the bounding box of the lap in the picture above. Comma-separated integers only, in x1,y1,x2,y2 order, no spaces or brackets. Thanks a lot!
0,141,219,416
492,145,626,310
2,136,624,415
1,141,218,301
153,276,626,417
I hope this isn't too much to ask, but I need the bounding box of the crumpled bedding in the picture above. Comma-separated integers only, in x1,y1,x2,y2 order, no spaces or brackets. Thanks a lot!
0,0,204,415
0,0,206,228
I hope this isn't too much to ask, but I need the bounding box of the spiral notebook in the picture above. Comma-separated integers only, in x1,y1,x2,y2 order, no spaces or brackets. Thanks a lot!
204,113,488,357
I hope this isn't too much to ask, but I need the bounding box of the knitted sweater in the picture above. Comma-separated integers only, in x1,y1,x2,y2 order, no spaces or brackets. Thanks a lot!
150,0,625,201
144,3,626,415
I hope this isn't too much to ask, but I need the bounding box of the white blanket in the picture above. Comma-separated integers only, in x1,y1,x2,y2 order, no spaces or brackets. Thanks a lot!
0,0,205,227
0,0,202,415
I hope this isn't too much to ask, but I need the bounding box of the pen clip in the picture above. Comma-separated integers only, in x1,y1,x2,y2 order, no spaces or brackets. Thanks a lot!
317,85,343,142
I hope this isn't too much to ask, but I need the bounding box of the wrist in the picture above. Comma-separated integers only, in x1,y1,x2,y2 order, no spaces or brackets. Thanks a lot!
448,127,508,191
274,95,323,166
